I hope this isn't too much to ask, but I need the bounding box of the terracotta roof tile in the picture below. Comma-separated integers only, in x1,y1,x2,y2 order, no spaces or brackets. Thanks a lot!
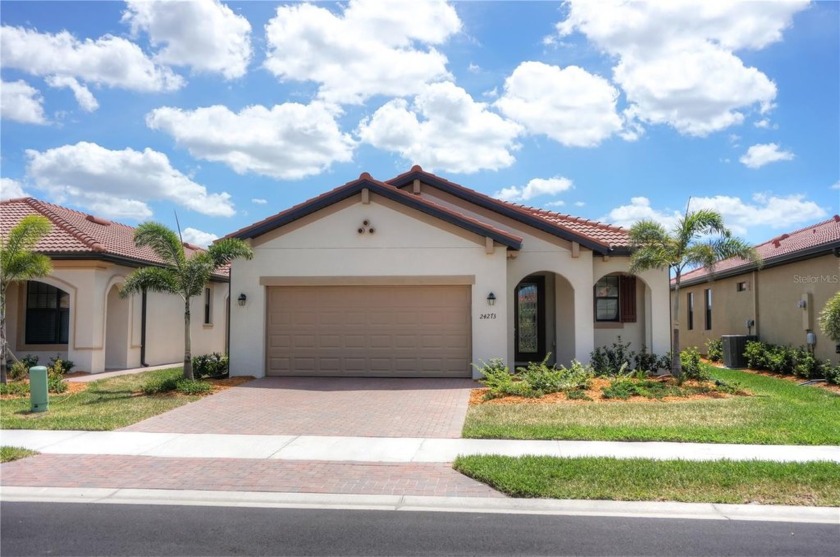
680,215,840,283
0,197,227,278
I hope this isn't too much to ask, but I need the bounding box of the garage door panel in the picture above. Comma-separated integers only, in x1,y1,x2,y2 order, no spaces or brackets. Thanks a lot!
266,285,471,377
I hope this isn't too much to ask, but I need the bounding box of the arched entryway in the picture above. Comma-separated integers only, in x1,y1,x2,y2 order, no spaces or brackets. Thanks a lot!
105,284,129,370
513,272,575,366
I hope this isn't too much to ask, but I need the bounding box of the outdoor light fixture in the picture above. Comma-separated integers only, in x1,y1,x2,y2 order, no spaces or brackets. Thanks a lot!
238,293,247,307
487,292,496,306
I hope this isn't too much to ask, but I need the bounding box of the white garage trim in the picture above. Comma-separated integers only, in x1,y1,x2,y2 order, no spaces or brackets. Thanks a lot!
260,275,475,286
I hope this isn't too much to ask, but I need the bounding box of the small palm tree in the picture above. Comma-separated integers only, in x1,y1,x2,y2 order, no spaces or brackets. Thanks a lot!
0,215,53,384
121,223,253,380
629,207,759,377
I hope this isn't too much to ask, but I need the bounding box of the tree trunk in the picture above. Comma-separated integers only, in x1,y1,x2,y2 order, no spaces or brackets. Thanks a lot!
183,299,193,381
671,274,683,378
0,287,7,384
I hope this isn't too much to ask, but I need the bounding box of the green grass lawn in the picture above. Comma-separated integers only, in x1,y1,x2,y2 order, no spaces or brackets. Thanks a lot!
0,368,200,430
0,446,38,462
463,367,840,445
453,455,840,506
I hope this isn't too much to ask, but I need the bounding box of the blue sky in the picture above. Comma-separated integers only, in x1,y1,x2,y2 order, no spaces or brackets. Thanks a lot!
1,0,838,247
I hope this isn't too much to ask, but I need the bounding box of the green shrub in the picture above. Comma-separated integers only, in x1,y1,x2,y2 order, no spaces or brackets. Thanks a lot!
633,345,663,373
48,356,74,374
705,338,723,363
175,379,213,395
590,337,636,376
744,340,767,370
824,364,840,386
0,382,30,396
819,292,840,343
475,359,514,393
566,389,592,401
517,355,594,395
192,353,229,379
46,359,68,393
8,361,29,381
792,347,820,379
142,376,180,395
679,347,708,382
601,378,636,400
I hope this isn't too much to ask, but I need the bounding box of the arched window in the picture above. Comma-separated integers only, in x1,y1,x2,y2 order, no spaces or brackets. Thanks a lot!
25,281,70,344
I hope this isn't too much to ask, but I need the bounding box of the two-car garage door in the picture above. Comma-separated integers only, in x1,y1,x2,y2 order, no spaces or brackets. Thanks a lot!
266,285,471,377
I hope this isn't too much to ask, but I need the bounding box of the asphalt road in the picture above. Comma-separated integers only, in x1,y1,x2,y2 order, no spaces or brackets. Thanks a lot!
2,502,837,556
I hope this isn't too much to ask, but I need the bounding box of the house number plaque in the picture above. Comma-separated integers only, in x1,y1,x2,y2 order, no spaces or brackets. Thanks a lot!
479,313,497,320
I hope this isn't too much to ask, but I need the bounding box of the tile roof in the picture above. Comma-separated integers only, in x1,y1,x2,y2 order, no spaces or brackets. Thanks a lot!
0,197,227,277
679,215,840,284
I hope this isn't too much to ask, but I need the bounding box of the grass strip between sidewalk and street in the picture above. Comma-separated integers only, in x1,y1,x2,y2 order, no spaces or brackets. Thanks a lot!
1,446,38,463
463,367,840,445
0,368,199,430
453,455,840,506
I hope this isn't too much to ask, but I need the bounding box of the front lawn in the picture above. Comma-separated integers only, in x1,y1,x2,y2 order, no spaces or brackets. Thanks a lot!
454,455,840,506
0,368,202,430
463,367,840,445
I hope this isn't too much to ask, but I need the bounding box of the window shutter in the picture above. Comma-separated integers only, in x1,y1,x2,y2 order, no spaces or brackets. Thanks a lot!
620,275,637,323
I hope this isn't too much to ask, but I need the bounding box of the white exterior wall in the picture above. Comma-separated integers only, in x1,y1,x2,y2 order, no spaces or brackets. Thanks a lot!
229,195,509,379
6,261,227,373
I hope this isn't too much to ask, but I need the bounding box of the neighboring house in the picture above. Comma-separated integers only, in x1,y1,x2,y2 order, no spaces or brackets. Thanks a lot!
225,167,670,379
676,215,840,363
0,198,229,374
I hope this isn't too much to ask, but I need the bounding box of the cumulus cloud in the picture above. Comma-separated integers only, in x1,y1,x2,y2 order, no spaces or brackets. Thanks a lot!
831,181,840,190
1,177,29,200
495,176,573,202
264,0,460,104
603,197,682,231
45,75,98,112
123,0,251,79
357,82,521,173
556,1,808,136
181,227,219,248
251,198,267,204
739,143,795,169
25,141,234,220
147,102,355,180
0,79,46,124
0,25,183,94
495,61,623,146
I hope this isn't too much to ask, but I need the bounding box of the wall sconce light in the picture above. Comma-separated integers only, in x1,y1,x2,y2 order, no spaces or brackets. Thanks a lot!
487,292,496,306
238,293,247,307
797,300,807,309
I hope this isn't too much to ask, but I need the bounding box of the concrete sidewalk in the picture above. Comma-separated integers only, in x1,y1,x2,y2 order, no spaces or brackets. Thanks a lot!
2,429,839,463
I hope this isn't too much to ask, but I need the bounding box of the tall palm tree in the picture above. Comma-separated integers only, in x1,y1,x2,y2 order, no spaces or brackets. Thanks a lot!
629,207,759,377
0,215,53,384
121,223,253,380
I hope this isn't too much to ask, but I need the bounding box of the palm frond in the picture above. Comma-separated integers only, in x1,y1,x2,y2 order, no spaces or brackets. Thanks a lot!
120,266,180,298
134,222,186,269
0,216,53,288
206,238,253,269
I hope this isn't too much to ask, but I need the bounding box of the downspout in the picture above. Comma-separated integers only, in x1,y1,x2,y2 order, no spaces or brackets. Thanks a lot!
226,268,232,356
140,288,148,367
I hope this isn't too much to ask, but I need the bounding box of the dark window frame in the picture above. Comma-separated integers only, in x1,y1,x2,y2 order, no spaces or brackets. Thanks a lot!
204,287,212,325
704,288,712,330
25,281,70,345
594,276,620,322
687,291,694,330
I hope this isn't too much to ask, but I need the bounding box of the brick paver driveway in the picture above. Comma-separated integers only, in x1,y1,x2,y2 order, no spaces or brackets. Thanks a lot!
122,377,476,438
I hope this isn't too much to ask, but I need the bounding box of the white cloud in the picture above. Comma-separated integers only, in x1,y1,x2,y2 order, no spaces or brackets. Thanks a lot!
574,201,586,207
556,1,808,136
603,197,682,231
0,25,183,97
181,227,218,248
831,181,840,190
251,198,267,204
25,141,234,220
754,118,776,129
496,61,623,147
0,79,46,124
147,102,355,180
45,75,98,112
0,177,29,200
123,0,251,79
263,0,461,104
495,176,573,202
545,200,566,208
357,82,522,174
739,143,795,169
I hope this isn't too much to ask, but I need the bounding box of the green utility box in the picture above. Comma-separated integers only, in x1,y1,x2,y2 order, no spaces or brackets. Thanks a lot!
29,365,48,413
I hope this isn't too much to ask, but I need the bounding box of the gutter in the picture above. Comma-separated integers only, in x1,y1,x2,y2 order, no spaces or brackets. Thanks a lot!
140,288,148,367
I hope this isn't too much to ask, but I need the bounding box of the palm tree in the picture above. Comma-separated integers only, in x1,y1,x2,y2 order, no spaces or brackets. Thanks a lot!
629,207,759,377
1,215,53,384
121,223,253,380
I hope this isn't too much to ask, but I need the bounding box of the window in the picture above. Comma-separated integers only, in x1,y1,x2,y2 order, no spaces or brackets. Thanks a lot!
594,275,637,323
704,288,712,330
25,281,70,344
687,292,694,330
204,287,212,325
736,281,748,292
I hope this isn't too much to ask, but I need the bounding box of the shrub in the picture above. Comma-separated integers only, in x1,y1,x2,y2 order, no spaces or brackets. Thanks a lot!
590,337,637,376
824,364,840,386
192,353,229,379
679,347,709,382
744,340,768,370
0,382,30,396
566,389,592,401
518,357,594,394
601,378,636,400
48,356,74,374
791,347,820,379
8,361,29,381
474,359,514,393
46,359,68,393
634,345,662,373
142,376,180,395
705,338,723,363
175,379,213,395
819,292,840,342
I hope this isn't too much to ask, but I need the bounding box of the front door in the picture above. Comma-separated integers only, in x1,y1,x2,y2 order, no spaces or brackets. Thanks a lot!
514,276,546,362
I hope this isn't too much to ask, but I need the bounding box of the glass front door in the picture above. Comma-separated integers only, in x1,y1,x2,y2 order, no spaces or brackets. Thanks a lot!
514,276,546,362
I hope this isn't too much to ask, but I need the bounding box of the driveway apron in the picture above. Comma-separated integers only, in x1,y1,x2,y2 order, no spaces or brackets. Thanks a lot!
120,377,476,438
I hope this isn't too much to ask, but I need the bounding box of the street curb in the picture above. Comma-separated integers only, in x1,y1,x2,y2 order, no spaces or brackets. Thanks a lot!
2,487,838,524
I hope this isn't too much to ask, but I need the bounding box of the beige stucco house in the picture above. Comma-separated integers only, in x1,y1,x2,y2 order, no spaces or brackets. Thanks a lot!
1,197,229,374
226,167,671,379
676,215,840,363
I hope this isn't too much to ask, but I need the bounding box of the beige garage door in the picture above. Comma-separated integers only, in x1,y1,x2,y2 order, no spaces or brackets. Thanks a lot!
266,285,471,377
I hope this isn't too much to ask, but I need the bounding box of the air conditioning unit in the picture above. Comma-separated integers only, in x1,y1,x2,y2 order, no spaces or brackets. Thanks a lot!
721,335,758,368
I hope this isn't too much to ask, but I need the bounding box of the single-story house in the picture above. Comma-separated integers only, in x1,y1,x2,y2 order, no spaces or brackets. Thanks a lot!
1,197,229,374
225,167,670,379
675,215,840,363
